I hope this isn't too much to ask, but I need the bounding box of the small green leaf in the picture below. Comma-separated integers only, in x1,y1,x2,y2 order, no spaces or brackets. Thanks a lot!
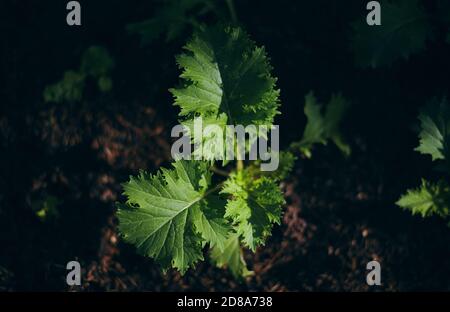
117,160,230,274
396,179,450,218
221,172,284,251
210,233,253,279
292,92,350,157
190,195,231,251
298,92,326,156
415,98,450,161
43,46,114,103
31,195,60,221
170,26,280,161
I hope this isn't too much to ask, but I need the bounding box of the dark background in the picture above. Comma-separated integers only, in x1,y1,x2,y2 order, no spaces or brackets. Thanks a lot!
1,0,450,291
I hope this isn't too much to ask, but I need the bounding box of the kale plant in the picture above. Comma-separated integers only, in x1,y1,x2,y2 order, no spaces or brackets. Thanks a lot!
117,26,349,279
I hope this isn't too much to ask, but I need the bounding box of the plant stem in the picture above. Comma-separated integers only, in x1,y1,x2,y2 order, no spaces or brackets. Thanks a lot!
237,159,244,171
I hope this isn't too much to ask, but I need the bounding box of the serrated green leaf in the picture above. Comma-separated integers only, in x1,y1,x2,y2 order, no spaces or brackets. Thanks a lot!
396,179,450,218
351,0,430,68
170,26,280,160
415,98,450,161
221,172,284,251
117,160,230,274
210,233,253,279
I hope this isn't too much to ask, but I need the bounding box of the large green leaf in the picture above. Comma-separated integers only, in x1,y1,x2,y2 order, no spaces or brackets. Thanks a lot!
170,26,280,160
117,160,230,274
298,92,326,153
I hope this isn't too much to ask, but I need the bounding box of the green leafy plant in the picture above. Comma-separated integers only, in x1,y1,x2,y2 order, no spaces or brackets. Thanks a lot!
351,0,431,68
44,46,114,103
117,26,349,279
397,98,450,224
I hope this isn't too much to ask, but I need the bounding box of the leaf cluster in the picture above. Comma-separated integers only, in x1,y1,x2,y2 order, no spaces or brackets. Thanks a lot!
397,98,450,225
117,26,349,279
44,46,114,103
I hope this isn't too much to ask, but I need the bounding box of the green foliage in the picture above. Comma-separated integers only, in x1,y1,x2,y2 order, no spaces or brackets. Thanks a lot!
351,0,430,68
170,25,280,160
117,160,230,273
397,98,450,225
117,26,349,279
437,0,450,43
44,46,114,103
80,46,115,78
43,71,85,103
397,179,450,218
31,195,60,221
291,92,350,158
270,151,297,181
210,233,253,279
170,26,280,125
127,0,211,44
221,171,284,251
